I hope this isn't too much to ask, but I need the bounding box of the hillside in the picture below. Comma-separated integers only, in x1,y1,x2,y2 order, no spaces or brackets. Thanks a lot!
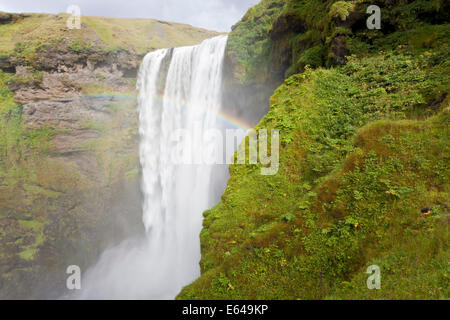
0,12,219,54
178,0,449,299
0,12,218,299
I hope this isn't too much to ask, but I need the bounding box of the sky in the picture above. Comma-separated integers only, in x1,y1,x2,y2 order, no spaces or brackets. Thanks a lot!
0,0,260,32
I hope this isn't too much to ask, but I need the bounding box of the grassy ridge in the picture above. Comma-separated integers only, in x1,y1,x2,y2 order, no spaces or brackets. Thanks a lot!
0,13,219,55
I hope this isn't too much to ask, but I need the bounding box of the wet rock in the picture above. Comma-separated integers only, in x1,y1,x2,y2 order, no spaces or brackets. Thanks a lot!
330,36,350,65
12,65,131,105
269,11,305,41
25,105,36,115
0,28,141,299
22,96,115,130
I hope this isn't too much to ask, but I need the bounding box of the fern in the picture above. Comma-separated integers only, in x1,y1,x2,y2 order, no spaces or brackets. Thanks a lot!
329,1,355,21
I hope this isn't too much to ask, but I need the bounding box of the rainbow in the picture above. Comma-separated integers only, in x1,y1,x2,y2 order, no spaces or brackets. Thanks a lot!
82,92,254,131
215,108,253,131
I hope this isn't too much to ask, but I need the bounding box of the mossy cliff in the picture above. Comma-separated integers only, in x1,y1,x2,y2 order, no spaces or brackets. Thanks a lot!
222,0,449,123
179,1,449,299
0,12,218,299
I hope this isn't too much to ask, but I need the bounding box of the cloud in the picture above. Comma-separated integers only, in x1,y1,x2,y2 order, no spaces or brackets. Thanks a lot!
0,0,260,31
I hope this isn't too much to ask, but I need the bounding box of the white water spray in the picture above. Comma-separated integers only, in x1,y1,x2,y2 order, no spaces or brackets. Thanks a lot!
77,36,229,299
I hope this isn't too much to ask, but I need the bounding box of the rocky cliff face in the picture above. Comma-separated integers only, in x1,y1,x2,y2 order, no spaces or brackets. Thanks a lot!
0,12,218,299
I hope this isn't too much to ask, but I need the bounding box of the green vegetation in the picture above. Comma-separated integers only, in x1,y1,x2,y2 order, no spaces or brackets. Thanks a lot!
17,219,46,260
1,66,142,297
226,0,449,82
329,1,355,21
77,93,140,183
0,71,17,113
82,16,220,53
1,69,139,298
179,2,449,298
1,70,63,266
225,0,285,83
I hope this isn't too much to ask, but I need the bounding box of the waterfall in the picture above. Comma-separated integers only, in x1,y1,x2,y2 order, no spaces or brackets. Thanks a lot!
77,35,229,299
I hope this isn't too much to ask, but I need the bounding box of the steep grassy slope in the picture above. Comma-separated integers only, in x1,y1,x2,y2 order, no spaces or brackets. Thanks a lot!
179,1,449,300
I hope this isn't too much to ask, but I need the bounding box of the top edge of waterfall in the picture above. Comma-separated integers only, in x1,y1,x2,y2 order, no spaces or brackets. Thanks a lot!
144,35,228,55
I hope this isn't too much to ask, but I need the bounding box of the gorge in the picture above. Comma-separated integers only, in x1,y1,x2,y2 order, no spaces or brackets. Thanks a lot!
0,0,448,300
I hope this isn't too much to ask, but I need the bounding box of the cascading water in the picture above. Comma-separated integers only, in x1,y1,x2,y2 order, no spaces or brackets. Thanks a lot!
77,35,230,299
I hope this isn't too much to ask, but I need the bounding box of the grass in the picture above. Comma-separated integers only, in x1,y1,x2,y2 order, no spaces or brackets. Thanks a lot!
0,71,17,113
18,219,45,230
17,219,46,261
80,83,117,95
83,16,219,53
23,184,61,199
0,12,220,55
19,248,39,261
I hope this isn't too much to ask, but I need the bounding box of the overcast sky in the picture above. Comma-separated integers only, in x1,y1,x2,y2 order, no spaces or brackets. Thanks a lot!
0,0,260,31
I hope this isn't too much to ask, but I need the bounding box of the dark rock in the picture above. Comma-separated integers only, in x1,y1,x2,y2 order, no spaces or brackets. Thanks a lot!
0,55,15,73
428,92,447,110
421,207,432,214
269,12,305,41
330,36,350,65
329,4,367,66
222,52,275,127
333,6,366,30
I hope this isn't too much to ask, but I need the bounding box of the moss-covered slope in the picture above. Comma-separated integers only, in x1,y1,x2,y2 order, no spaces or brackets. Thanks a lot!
179,1,449,300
